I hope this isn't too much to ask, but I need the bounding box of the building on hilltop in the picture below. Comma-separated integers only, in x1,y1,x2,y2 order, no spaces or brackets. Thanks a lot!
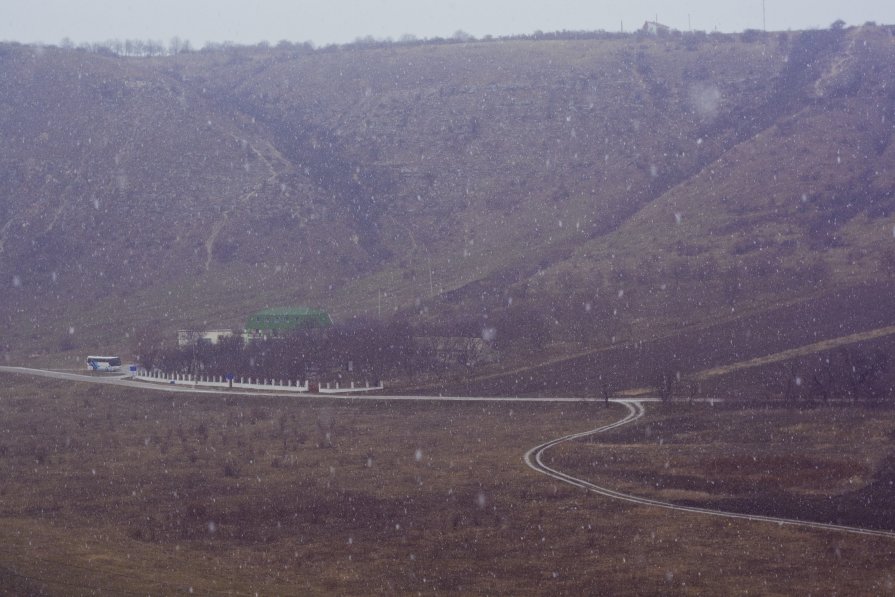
642,21,671,35
245,307,332,339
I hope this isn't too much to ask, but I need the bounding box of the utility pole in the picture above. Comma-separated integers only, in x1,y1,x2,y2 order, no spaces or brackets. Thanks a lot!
424,247,434,297
763,0,767,32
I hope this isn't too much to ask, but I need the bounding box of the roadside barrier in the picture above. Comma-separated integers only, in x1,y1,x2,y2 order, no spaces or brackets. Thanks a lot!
318,380,385,394
133,370,383,393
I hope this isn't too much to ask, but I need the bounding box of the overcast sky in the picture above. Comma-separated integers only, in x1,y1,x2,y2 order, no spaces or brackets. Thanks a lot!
3,1,894,48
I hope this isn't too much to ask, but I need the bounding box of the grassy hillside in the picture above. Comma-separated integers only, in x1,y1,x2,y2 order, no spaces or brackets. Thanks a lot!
1,26,894,392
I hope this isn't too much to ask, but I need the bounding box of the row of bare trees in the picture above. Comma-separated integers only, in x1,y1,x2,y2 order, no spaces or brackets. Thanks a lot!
596,346,891,405
59,37,192,56
139,317,441,382
778,347,891,404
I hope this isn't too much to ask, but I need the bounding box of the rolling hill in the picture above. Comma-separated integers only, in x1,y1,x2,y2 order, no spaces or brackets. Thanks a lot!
1,25,894,393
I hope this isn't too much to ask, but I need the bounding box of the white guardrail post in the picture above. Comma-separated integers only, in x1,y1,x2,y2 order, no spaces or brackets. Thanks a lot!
133,372,384,394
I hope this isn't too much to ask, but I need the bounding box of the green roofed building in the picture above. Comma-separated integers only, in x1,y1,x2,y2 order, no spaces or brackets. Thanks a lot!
246,307,332,337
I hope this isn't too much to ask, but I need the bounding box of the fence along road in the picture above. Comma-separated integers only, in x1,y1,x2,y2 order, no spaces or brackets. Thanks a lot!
0,366,602,402
3,366,895,538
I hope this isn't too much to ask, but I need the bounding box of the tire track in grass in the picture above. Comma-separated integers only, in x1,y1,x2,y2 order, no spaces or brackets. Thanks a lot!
690,324,895,381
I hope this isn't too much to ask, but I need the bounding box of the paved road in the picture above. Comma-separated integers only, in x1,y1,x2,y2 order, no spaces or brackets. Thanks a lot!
0,366,606,403
4,366,893,539
524,400,895,540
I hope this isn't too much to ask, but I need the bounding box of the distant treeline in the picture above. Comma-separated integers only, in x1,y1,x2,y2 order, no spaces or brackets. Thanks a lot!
52,36,195,57
17,20,891,59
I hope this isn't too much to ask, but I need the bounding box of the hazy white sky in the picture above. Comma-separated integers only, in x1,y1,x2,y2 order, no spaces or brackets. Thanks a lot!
3,0,894,47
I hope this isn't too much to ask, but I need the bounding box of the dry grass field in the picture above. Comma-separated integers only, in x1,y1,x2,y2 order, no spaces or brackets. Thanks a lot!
552,403,895,521
2,374,895,595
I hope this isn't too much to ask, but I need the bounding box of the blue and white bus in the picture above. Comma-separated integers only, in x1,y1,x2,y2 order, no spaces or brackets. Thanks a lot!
86,356,122,372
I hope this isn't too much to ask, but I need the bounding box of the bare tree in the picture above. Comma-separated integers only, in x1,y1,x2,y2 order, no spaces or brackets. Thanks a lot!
599,374,612,407
721,266,741,306
782,363,800,405
840,347,889,403
809,355,836,404
133,324,167,370
145,40,164,56
315,409,335,448
656,369,678,402
169,36,192,55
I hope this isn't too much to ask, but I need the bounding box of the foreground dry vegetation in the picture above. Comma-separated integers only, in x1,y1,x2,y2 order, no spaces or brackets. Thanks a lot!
2,374,895,594
551,403,895,531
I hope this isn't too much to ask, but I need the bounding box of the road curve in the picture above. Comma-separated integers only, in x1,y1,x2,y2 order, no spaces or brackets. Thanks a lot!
524,400,895,540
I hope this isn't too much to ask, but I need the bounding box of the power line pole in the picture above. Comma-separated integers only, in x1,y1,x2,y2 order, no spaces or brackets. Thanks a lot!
763,0,767,32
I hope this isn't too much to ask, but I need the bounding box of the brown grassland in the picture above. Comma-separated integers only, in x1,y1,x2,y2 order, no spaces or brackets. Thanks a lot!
2,373,895,594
